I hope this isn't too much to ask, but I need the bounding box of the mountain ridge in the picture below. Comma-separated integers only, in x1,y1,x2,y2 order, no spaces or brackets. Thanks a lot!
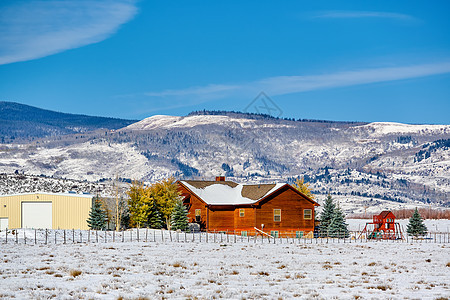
0,101,138,142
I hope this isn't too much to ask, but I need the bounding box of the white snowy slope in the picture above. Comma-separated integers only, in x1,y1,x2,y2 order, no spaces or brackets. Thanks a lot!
355,122,450,136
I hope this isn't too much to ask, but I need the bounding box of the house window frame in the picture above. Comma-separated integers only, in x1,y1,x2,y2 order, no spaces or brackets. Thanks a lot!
195,209,201,222
239,209,245,217
270,230,279,238
273,209,281,222
304,209,312,220
241,231,247,236
296,231,304,238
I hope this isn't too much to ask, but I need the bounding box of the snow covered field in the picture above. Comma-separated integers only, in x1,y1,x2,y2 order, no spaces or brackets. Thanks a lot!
0,234,449,299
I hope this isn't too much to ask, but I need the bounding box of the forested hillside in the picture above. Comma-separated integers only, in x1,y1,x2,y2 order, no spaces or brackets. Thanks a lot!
0,101,137,142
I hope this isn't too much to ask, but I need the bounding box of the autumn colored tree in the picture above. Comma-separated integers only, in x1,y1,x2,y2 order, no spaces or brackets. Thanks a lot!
127,181,153,228
150,177,181,229
292,177,315,200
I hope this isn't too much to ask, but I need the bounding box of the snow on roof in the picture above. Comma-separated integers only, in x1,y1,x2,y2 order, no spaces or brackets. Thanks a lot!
180,180,286,205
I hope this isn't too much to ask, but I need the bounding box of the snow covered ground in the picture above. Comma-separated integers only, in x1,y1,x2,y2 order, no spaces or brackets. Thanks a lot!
0,230,449,299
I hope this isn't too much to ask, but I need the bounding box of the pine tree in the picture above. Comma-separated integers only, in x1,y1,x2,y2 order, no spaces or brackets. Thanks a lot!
319,193,335,236
87,198,107,230
327,205,349,238
407,208,428,237
170,200,189,231
148,202,163,229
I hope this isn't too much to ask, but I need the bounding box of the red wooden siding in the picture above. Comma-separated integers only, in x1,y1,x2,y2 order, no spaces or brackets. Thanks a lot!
255,186,315,231
234,207,256,231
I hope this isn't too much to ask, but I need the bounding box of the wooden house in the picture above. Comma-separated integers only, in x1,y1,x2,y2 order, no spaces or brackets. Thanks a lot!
177,177,319,237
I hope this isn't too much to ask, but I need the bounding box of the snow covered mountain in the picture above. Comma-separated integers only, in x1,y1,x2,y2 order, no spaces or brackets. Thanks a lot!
0,111,449,213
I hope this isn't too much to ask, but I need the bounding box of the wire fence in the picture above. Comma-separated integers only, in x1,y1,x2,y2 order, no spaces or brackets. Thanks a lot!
1,228,449,245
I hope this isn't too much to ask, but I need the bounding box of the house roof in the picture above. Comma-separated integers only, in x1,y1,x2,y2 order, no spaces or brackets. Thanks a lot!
179,180,319,206
180,180,284,205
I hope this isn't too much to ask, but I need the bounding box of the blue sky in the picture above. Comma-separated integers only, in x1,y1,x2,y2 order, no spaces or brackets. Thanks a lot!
0,0,449,124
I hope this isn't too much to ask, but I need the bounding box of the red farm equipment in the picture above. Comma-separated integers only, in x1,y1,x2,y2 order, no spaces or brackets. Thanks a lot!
359,211,404,240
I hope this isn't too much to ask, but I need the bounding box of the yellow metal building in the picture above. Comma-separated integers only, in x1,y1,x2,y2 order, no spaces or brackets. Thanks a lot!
0,192,93,230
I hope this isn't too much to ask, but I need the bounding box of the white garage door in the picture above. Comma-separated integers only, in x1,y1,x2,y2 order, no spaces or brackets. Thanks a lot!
22,202,52,229
0,218,8,230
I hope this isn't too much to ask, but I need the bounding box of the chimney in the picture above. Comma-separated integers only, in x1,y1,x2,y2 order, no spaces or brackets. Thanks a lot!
215,176,226,182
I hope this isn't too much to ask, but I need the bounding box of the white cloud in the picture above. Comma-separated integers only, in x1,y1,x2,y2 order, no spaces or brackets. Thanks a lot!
142,62,450,101
0,0,138,65
310,11,417,21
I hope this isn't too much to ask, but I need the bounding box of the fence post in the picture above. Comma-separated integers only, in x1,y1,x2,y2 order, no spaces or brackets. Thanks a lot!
96,230,98,243
137,228,139,242
5,228,7,244
72,229,75,244
24,230,26,244
35,229,37,244
54,230,57,244
64,230,66,244
146,228,148,242
169,229,172,242
161,229,164,242
122,230,125,243
16,230,18,244
80,231,82,243
113,230,115,243
45,229,48,245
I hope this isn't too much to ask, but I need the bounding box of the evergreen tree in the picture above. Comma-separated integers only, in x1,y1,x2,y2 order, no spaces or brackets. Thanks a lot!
170,200,189,231
407,208,428,237
87,198,107,230
327,205,349,238
319,193,335,236
148,202,163,229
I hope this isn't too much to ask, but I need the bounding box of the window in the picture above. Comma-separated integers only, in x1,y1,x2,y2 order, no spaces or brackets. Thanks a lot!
273,209,281,222
304,209,312,220
296,231,304,238
195,209,201,222
270,231,279,238
241,231,247,236
239,209,245,217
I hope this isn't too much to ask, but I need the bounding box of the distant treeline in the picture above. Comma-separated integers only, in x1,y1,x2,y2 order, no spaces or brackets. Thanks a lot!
188,110,365,124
